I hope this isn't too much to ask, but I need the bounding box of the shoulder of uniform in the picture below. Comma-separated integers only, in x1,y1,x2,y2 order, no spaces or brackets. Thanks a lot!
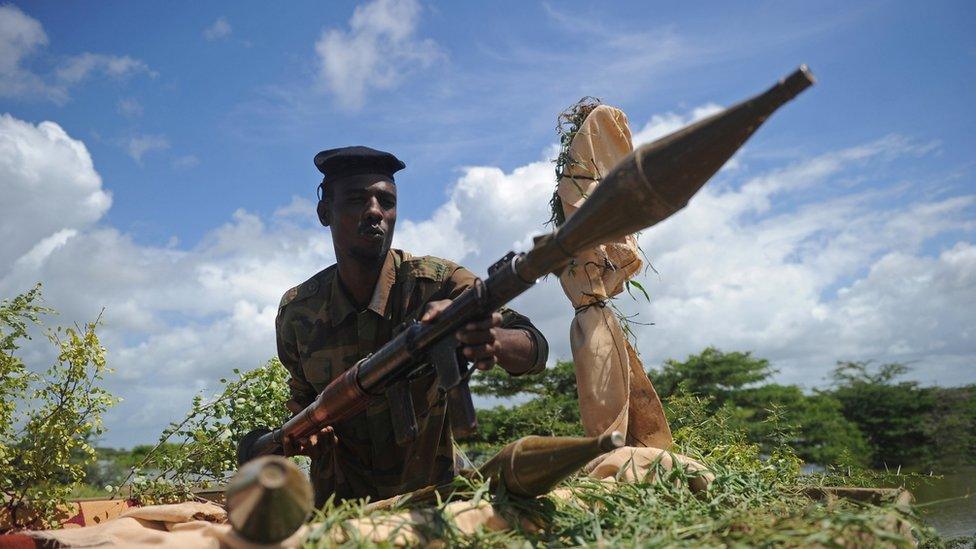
279,266,334,310
278,285,301,309
399,254,460,281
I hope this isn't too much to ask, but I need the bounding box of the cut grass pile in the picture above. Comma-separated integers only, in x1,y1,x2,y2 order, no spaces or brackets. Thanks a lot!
301,396,964,547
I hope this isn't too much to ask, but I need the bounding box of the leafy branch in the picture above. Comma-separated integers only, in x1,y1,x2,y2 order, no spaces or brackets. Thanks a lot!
116,359,294,504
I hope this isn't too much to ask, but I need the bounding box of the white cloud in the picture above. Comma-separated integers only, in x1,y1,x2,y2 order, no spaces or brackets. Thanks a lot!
203,17,232,41
2,109,974,446
55,52,156,84
622,137,974,388
125,134,169,164
0,114,111,269
395,159,555,263
0,5,153,103
0,4,62,102
117,97,143,118
631,103,723,145
0,4,45,71
828,243,975,359
1,214,334,444
0,116,415,442
172,154,199,170
13,228,77,271
315,0,443,109
390,118,975,395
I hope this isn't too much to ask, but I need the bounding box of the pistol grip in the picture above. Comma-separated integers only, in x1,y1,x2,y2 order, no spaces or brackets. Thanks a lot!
447,381,478,439
431,337,462,390
386,380,418,446
431,337,478,438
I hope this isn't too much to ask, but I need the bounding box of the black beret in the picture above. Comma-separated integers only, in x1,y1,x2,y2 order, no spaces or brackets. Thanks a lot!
314,146,406,184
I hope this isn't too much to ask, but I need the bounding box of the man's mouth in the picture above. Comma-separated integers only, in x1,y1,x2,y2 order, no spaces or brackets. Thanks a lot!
359,226,385,240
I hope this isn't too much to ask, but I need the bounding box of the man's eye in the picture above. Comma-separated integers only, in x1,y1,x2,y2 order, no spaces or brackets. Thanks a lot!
380,198,396,209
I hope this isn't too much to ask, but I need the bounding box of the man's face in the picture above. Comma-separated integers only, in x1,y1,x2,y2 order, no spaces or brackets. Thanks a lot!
326,174,397,264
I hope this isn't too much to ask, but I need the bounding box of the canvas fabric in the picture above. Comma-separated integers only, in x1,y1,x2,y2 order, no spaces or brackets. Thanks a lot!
556,105,672,448
276,248,546,506
25,502,307,549
21,448,709,548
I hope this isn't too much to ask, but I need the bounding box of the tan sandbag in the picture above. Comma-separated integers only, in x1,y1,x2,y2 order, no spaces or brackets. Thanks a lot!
332,499,539,546
27,502,224,549
567,301,631,437
120,501,226,525
624,341,672,448
28,516,218,548
585,446,714,493
26,501,306,548
556,104,672,448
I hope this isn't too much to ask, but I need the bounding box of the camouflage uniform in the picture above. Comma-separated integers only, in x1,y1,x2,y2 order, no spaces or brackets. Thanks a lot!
276,249,548,505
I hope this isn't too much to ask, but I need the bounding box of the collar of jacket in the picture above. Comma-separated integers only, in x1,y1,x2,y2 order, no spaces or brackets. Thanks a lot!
328,249,402,326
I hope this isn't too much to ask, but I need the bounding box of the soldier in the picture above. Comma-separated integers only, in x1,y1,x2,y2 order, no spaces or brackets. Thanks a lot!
277,146,549,506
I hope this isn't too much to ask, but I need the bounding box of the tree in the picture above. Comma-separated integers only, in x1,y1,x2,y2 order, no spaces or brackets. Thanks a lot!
829,361,936,468
467,361,583,448
0,285,117,530
653,347,774,406
733,384,871,466
924,385,976,468
653,348,870,466
468,347,976,470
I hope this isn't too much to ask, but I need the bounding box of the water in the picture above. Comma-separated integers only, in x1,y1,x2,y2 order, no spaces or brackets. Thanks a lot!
905,466,976,539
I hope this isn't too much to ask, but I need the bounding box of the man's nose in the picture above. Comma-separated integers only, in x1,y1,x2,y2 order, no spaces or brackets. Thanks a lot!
363,197,383,221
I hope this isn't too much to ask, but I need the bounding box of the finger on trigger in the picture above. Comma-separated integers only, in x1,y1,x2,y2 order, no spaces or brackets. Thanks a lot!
466,318,493,331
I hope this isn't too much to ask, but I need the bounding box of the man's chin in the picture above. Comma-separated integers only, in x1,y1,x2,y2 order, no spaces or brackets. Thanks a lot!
349,243,389,264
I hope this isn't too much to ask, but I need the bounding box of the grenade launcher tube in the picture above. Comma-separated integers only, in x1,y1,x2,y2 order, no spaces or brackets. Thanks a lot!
238,65,815,462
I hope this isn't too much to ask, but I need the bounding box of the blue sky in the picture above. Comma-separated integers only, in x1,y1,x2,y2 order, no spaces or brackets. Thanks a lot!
1,1,974,446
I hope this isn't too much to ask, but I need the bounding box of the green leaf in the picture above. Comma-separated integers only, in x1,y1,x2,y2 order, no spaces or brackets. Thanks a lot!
626,279,651,303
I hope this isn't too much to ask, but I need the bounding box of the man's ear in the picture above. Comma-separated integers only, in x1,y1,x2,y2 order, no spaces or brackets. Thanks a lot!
316,200,331,227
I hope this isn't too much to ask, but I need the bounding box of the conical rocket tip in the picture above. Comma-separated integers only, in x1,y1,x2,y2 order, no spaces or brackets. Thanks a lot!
257,460,287,489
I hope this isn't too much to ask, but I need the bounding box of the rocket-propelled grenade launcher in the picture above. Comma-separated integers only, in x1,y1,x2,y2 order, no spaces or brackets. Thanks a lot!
237,66,816,465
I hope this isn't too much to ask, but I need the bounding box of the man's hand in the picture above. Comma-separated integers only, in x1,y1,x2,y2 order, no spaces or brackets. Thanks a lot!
282,425,339,458
421,299,502,371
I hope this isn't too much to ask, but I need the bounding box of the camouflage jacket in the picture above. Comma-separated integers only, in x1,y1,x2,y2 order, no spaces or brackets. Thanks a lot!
276,249,548,505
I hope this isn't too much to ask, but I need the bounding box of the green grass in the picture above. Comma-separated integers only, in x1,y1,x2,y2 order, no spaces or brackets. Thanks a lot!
299,455,941,547
298,395,962,548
